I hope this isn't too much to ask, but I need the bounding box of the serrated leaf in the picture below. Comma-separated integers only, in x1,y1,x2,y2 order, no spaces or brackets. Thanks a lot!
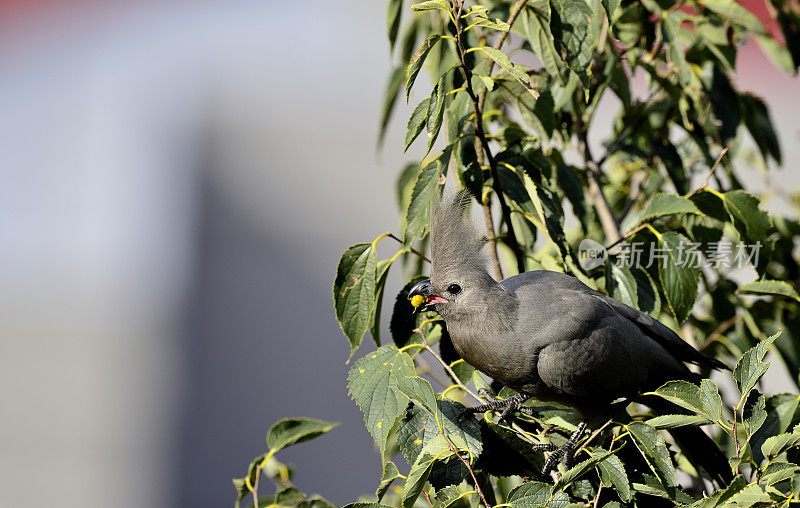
397,376,439,415
550,0,601,84
700,379,724,422
379,67,407,148
406,34,441,101
348,347,417,457
387,0,404,51
739,93,782,164
432,485,463,508
627,422,676,488
405,97,431,151
761,432,800,460
411,0,449,12
377,461,402,500
555,451,614,491
476,46,531,84
605,261,638,309
425,77,446,155
370,258,395,346
521,4,565,82
334,243,378,357
637,193,702,225
760,461,800,486
596,454,631,502
506,481,572,508
700,0,764,33
470,15,511,32
646,414,711,429
266,418,339,453
733,331,781,398
726,484,771,507
402,453,437,508
737,280,800,303
657,232,700,324
297,496,336,508
721,190,772,244
401,157,446,245
651,380,704,414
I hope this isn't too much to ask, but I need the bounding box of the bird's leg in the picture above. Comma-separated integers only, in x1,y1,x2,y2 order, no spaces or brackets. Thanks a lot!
534,421,588,476
459,392,531,423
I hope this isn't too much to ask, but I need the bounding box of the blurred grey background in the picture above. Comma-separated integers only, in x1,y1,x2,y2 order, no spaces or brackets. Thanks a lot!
0,1,797,508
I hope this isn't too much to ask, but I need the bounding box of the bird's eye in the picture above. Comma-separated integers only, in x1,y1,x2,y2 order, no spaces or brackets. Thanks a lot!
447,283,462,295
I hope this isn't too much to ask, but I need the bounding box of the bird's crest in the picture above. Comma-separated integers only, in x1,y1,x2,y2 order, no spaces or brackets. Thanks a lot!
429,190,488,277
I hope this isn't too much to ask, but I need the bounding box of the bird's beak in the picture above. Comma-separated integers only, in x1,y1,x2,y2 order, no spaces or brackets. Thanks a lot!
408,279,449,314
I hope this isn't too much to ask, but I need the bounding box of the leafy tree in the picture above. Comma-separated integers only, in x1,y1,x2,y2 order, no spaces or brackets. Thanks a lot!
236,1,800,506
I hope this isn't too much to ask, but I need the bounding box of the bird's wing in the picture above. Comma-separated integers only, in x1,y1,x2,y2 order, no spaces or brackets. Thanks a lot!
501,270,726,371
589,292,727,370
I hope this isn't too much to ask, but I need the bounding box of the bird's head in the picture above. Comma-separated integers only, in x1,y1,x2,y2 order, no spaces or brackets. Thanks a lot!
408,190,497,320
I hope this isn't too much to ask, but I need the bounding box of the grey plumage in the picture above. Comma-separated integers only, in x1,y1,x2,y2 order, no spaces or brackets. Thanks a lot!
413,191,731,483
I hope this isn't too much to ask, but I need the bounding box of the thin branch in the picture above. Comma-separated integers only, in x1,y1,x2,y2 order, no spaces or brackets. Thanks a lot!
448,439,491,508
414,327,482,403
251,465,262,508
482,197,504,280
386,233,431,263
452,0,526,276
575,418,614,457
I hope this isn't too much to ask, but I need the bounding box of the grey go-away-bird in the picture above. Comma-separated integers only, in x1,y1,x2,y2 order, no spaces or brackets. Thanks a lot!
408,192,732,484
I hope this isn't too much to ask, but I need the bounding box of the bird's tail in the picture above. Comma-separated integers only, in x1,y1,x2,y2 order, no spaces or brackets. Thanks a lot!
637,395,733,487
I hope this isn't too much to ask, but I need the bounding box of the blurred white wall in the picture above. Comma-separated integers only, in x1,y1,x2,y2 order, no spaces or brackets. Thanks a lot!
0,2,797,508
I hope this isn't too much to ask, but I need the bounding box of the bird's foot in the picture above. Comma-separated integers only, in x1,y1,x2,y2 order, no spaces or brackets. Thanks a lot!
533,421,587,476
459,391,532,423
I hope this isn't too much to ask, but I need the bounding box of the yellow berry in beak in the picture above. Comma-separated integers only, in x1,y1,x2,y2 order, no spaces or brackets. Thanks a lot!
409,294,425,309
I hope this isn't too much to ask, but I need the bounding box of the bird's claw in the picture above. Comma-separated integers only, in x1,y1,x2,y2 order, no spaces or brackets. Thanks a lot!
533,421,587,477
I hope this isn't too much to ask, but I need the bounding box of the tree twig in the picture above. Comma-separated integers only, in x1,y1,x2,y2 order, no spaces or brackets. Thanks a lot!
452,0,526,276
386,232,431,263
251,465,262,508
414,327,482,403
575,418,614,457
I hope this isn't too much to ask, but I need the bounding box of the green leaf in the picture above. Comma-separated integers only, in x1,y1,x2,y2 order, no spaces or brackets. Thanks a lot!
627,421,676,488
469,15,511,32
401,157,446,245
402,453,437,508
596,454,631,502
605,261,638,308
637,193,702,224
379,67,407,148
721,190,772,244
657,232,701,324
297,496,336,508
760,461,800,486
397,376,439,415
411,0,449,12
550,0,601,84
334,243,378,357
377,461,402,500
266,418,339,453
348,347,417,457
761,432,800,460
662,13,701,96
521,3,566,83
387,0,404,51
738,280,800,303
405,97,431,151
739,93,782,164
700,0,764,33
646,414,711,429
733,331,781,399
397,398,483,463
700,378,724,422
425,77,446,154
726,484,771,506
555,451,614,491
650,380,703,414
476,46,531,84
432,485,463,508
506,481,572,508
406,34,441,101
370,258,395,346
